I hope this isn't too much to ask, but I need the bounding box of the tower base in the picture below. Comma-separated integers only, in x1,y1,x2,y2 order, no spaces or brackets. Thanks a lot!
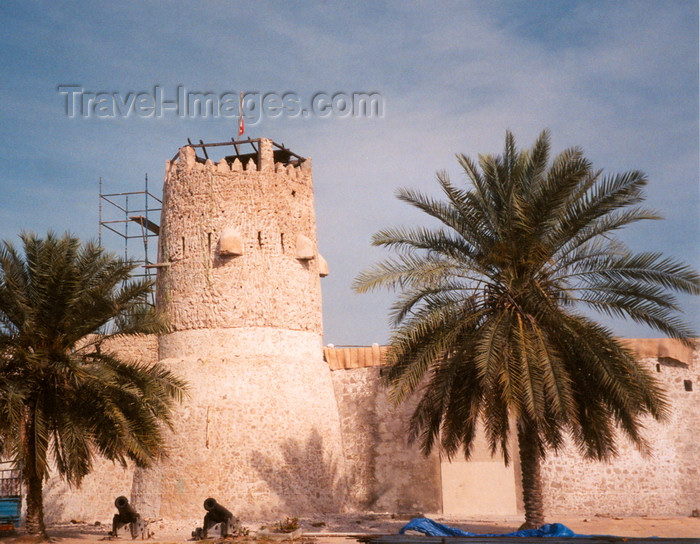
132,328,348,519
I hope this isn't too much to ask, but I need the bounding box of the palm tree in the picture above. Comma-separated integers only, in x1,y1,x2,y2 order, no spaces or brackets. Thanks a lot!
354,130,699,528
0,232,187,538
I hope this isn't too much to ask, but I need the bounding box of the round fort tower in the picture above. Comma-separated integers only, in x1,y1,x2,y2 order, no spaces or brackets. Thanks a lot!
132,138,346,519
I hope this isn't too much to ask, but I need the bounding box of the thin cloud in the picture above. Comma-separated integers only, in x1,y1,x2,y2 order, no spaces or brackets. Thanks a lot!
0,1,696,344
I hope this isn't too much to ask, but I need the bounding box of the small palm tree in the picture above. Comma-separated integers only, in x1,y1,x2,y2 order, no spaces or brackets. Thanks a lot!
354,130,699,528
0,232,187,538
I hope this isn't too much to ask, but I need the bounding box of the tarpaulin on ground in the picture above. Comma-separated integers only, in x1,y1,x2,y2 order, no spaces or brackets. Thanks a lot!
399,517,588,538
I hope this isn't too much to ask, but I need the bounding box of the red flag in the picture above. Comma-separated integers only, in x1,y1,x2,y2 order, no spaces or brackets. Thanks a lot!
238,92,245,136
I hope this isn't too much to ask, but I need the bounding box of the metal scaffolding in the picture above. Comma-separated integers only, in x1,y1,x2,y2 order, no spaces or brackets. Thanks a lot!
98,175,161,305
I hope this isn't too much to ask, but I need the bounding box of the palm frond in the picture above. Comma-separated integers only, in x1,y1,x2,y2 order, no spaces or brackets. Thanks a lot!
353,129,696,480
0,232,187,503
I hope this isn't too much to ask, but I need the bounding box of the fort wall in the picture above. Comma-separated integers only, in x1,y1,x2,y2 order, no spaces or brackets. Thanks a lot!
540,341,699,516
35,137,698,523
330,365,442,514
130,140,347,520
156,142,322,332
327,340,699,517
41,336,697,522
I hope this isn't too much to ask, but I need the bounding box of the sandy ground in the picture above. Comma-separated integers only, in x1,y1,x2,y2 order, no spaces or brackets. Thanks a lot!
1,513,699,542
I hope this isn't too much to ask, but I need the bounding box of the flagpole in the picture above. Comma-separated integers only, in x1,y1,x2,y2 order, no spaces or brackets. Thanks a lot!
238,92,245,137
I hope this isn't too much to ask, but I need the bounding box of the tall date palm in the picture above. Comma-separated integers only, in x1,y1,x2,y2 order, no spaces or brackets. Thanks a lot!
0,232,187,538
354,131,699,528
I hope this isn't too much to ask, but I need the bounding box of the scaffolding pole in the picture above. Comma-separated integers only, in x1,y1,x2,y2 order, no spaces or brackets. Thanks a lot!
98,175,161,305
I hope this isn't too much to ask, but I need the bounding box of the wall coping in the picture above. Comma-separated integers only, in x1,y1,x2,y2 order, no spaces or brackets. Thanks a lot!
325,338,698,371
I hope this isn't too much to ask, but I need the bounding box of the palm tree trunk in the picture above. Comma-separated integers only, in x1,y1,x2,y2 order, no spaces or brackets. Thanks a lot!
517,419,545,529
24,468,46,537
21,407,47,538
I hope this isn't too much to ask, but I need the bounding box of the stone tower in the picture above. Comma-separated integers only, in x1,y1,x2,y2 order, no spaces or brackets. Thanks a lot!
132,138,346,519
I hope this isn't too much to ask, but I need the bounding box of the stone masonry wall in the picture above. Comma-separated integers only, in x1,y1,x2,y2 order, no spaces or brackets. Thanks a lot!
157,142,322,333
132,329,347,520
131,140,347,521
330,366,442,514
327,340,699,518
540,348,699,517
41,335,698,521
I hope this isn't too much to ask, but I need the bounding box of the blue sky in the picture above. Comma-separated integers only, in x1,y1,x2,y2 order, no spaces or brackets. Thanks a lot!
0,0,697,344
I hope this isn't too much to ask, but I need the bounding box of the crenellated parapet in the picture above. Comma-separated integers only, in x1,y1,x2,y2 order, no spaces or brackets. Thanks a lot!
157,138,326,333
131,137,347,520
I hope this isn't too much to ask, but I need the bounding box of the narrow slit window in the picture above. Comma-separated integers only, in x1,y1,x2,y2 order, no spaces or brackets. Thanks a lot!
257,231,263,248
280,233,285,253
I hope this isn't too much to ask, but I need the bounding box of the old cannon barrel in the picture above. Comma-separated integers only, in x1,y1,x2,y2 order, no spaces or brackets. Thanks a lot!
203,498,233,523
114,496,139,524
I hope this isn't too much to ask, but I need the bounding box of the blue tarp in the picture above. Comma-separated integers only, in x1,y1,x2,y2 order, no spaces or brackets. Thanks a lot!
399,517,589,538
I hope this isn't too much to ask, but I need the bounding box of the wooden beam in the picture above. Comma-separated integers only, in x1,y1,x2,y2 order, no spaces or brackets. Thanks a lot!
128,215,160,235
187,138,260,148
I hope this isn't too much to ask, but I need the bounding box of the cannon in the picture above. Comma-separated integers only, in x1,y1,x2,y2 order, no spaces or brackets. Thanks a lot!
191,498,239,539
111,496,148,539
